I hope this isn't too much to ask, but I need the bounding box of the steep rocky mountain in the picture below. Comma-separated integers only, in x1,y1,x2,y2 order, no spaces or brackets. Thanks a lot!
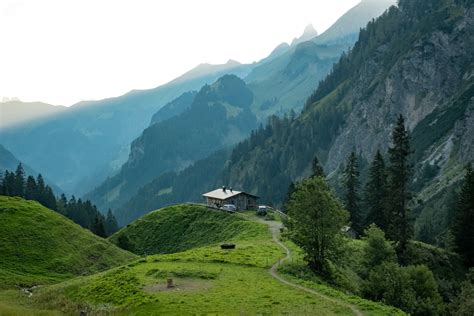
114,0,474,244
290,24,318,46
222,0,474,241
244,0,396,118
0,60,252,194
87,75,257,212
314,0,397,45
0,100,66,129
98,0,397,224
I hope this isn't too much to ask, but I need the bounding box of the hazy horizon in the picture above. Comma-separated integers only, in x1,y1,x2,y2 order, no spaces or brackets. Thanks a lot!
0,0,362,106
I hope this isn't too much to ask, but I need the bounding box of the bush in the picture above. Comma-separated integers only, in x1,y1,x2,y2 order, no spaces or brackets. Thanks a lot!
363,263,444,315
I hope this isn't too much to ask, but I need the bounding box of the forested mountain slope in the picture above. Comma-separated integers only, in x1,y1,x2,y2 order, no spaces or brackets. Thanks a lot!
0,61,252,195
115,0,474,242
221,0,474,241
87,75,257,213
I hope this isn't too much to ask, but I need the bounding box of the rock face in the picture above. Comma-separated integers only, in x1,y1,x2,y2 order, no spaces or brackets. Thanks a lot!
216,1,474,211
326,11,474,171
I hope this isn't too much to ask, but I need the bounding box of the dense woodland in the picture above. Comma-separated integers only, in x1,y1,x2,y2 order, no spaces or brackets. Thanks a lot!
0,163,118,237
284,115,474,315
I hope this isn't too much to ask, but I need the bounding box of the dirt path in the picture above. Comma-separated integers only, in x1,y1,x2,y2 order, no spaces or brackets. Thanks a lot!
264,220,363,316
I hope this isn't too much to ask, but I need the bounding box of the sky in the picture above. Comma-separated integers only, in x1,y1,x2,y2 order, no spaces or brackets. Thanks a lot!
0,0,360,106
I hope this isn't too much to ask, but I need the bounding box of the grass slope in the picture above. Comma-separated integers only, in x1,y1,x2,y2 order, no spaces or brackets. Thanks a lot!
2,205,401,315
0,196,136,288
109,204,264,255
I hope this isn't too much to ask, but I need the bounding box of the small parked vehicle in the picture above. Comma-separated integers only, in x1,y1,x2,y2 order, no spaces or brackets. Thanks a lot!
257,205,268,216
221,204,237,212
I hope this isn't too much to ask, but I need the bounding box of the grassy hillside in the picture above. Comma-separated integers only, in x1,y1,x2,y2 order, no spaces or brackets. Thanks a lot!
110,204,265,255
0,196,136,288
12,205,401,315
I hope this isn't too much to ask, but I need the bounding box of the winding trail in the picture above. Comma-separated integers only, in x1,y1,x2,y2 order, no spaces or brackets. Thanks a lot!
264,220,363,316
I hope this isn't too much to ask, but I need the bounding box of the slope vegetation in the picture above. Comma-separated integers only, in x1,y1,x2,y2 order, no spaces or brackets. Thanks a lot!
14,205,401,315
110,204,264,255
0,196,135,288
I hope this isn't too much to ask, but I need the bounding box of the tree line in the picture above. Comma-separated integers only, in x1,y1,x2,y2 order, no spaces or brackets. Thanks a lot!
284,115,474,315
0,163,118,237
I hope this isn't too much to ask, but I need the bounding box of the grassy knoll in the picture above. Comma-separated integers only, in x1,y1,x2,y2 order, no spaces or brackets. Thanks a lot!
0,196,136,288
109,204,265,255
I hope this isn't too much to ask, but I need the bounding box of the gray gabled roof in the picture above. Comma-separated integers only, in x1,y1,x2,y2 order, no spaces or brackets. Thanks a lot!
202,188,258,200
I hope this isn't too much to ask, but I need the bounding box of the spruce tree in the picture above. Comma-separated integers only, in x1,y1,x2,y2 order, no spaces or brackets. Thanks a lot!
57,193,68,214
105,209,119,235
452,165,474,267
25,176,38,200
364,150,389,230
343,151,362,234
92,215,107,238
282,181,296,213
36,174,46,205
13,163,25,197
312,155,325,178
43,185,57,210
387,115,413,256
0,171,4,195
1,171,7,195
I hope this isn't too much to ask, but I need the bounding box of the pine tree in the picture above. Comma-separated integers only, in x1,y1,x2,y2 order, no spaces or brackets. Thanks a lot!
13,163,25,197
452,165,474,267
0,171,4,195
57,193,68,214
3,171,15,196
105,209,119,235
364,150,389,230
92,215,107,238
43,185,57,210
36,174,46,205
387,115,413,256
24,176,38,200
282,181,296,213
311,156,325,178
343,151,362,234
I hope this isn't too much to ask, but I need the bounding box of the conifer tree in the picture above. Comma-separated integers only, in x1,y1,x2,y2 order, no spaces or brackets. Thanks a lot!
36,174,46,204
3,171,15,196
92,215,107,238
44,185,57,210
25,176,38,200
13,163,25,197
311,155,325,178
343,151,362,234
105,209,119,235
282,181,296,213
57,193,68,214
0,171,4,195
387,115,413,256
364,150,388,230
452,165,474,267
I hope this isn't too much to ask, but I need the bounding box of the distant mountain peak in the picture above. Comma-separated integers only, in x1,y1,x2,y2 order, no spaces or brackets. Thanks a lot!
226,59,241,66
291,24,319,46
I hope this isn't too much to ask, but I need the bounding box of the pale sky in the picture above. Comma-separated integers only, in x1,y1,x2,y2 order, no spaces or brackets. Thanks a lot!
0,0,360,106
